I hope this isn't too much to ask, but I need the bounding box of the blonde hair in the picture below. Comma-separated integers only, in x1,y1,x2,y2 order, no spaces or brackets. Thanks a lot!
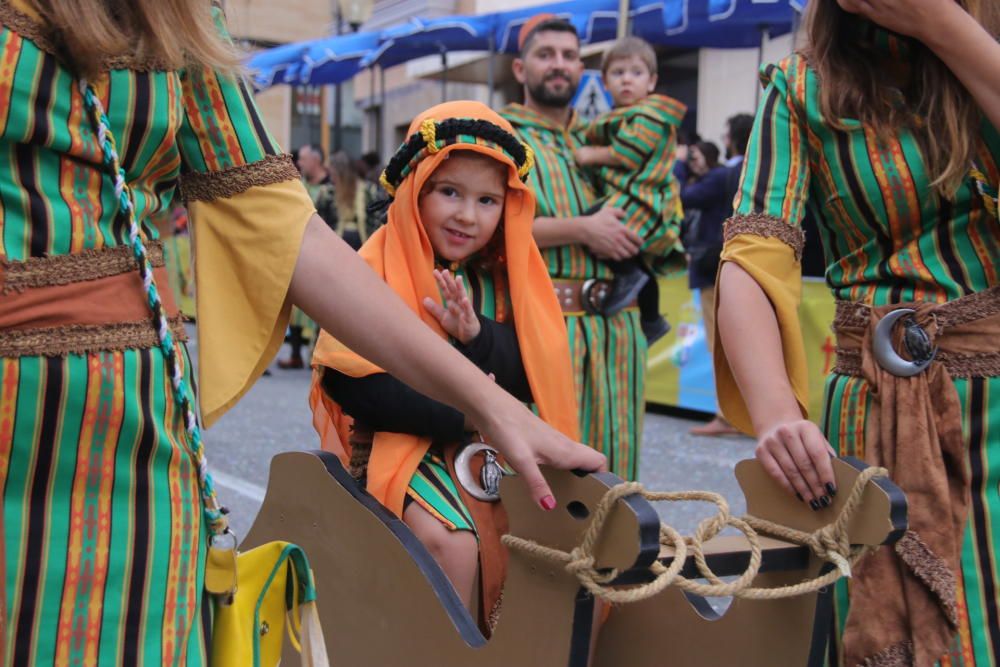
601,36,656,77
27,0,240,76
804,0,1000,197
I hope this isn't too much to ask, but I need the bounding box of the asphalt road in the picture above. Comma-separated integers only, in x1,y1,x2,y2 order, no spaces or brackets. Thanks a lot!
190,327,757,540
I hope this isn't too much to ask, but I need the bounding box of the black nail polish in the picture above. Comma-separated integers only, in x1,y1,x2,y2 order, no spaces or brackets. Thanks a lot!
809,499,821,511
796,492,804,502
819,495,831,508
826,482,837,496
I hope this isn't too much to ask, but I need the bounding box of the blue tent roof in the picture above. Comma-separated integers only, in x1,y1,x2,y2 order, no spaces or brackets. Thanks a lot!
247,0,800,88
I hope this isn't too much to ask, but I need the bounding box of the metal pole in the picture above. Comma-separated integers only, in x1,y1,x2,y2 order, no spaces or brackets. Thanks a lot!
440,47,447,103
487,33,496,108
617,0,629,38
333,10,343,151
378,66,385,158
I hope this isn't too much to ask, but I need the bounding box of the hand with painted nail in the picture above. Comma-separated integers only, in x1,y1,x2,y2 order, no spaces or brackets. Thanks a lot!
754,419,839,509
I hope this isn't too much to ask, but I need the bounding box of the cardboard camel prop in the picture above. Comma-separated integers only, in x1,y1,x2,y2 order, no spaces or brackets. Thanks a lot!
242,451,906,667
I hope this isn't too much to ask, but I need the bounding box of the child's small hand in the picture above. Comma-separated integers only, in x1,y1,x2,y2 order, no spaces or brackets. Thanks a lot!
423,269,481,345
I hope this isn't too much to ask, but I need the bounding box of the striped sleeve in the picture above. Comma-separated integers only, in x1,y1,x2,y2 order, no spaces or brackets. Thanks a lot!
176,5,315,426
176,5,300,197
730,57,810,252
714,57,812,435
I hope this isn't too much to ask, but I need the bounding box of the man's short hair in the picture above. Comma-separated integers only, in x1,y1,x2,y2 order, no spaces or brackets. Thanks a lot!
518,16,578,56
726,114,755,157
600,36,657,77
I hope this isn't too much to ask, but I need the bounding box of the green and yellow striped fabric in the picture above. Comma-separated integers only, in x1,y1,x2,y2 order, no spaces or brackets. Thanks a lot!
0,1,297,664
586,93,687,269
732,38,1000,665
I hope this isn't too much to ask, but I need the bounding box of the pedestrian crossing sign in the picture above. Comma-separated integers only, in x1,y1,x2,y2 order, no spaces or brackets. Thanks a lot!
572,70,614,124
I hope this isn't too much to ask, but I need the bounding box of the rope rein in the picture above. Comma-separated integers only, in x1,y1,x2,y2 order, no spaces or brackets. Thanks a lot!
502,467,889,605
80,80,229,538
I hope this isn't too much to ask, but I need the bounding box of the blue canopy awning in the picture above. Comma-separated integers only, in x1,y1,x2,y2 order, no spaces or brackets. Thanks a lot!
247,0,800,89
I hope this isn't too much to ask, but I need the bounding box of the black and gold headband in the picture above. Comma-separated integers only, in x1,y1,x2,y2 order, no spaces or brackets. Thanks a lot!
379,118,535,197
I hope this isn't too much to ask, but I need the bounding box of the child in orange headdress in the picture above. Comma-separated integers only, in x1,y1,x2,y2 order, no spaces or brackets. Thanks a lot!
309,101,579,629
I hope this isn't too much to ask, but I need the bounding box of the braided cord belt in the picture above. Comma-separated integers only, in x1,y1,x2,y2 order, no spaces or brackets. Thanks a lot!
79,80,229,539
502,467,889,604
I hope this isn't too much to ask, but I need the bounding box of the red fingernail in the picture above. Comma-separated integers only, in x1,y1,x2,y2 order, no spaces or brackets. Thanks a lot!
540,495,557,511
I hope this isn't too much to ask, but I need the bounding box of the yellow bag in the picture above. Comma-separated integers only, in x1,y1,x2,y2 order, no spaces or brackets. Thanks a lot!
209,541,329,667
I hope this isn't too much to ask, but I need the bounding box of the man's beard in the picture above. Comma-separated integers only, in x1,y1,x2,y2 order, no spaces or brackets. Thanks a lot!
527,73,577,108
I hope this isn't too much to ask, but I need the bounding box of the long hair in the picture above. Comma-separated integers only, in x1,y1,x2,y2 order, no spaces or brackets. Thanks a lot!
329,151,358,214
27,0,240,76
804,0,1000,197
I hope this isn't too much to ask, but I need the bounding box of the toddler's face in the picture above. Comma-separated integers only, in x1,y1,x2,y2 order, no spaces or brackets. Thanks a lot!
418,152,507,263
604,55,656,107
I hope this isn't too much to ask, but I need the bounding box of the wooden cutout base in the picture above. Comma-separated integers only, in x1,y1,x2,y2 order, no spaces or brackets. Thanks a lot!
242,452,906,667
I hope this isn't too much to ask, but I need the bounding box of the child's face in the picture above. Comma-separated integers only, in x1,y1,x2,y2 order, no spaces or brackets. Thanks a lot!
418,152,507,263
603,55,656,107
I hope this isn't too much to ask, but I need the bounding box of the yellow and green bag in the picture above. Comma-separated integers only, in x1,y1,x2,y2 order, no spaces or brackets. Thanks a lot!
209,541,329,667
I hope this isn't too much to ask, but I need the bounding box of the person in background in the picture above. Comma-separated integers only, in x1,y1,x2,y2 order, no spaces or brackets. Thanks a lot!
279,143,336,369
501,16,649,481
573,36,686,344
329,150,382,250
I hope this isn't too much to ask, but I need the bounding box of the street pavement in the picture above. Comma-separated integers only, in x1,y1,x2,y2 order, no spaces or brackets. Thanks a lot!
190,327,757,540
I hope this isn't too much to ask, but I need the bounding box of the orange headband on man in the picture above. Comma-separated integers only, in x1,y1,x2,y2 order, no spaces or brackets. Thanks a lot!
517,13,560,51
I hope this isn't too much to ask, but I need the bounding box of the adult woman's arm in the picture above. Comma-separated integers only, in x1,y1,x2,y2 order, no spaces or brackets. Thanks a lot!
844,0,1000,128
717,262,835,503
289,216,606,508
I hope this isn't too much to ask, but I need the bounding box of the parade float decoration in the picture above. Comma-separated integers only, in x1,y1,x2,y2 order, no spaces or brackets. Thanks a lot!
243,450,905,666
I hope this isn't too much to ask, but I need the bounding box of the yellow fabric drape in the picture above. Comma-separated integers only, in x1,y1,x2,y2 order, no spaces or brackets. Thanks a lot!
713,234,809,435
190,179,315,427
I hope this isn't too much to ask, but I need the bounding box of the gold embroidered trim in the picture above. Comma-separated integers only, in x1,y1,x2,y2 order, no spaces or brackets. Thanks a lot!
0,316,187,358
1,242,164,294
859,641,914,667
833,348,1000,379
894,530,959,628
723,212,805,261
179,154,301,202
0,0,173,72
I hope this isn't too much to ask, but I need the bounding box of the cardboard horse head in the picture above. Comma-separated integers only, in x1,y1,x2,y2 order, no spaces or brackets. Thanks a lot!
242,451,906,666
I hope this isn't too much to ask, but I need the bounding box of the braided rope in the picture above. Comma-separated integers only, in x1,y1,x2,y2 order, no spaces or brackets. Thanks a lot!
79,80,229,538
970,165,998,219
502,467,889,604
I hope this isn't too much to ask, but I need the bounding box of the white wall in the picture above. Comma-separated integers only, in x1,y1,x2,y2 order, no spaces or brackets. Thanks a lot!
695,32,795,149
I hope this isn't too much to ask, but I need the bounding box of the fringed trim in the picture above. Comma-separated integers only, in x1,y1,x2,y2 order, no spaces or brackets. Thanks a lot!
179,154,300,202
0,0,173,72
0,316,187,358
858,641,914,667
895,530,959,627
723,212,804,261
832,348,1000,379
1,242,164,294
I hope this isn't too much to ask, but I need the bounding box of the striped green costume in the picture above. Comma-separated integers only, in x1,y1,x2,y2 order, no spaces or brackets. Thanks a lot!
500,104,644,479
585,93,686,270
0,1,309,664
405,262,514,533
727,40,1000,665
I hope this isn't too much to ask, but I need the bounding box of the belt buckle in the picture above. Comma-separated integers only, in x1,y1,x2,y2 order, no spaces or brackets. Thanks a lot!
455,438,507,503
873,308,938,377
581,278,609,315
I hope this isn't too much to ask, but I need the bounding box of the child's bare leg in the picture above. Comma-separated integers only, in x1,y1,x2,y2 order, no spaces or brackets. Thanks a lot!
403,502,479,612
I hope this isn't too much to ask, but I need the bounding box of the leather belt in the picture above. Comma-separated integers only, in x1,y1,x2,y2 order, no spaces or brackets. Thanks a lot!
551,278,637,315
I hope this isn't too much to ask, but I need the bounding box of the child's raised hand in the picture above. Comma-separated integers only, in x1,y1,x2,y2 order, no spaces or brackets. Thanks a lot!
422,269,481,344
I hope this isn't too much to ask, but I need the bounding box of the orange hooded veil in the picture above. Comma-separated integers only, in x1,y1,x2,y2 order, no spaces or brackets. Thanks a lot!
308,101,579,520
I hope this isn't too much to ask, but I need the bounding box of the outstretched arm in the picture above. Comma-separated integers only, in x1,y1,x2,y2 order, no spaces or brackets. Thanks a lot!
843,0,1000,128
289,216,606,509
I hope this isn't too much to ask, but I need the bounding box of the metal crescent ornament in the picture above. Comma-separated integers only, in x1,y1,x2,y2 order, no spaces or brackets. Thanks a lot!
872,308,938,377
455,442,506,502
